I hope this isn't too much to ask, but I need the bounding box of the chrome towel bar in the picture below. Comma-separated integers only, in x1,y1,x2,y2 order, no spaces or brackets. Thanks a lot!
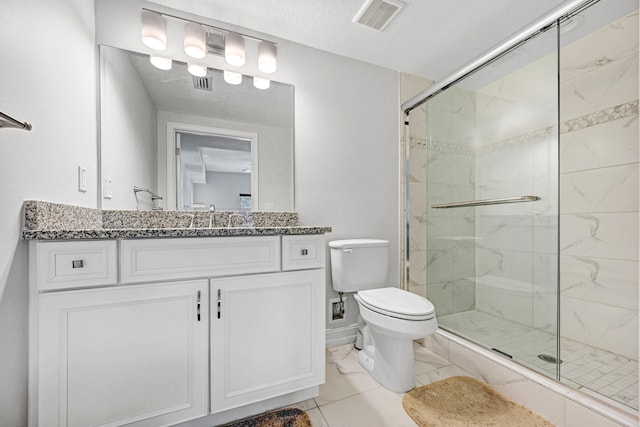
0,111,32,131
432,195,540,209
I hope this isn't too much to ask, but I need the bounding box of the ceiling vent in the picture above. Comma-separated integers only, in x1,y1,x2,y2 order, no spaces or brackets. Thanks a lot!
193,75,212,91
353,0,406,31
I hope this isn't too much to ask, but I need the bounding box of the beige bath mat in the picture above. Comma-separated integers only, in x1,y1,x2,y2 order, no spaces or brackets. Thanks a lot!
217,407,312,427
403,376,555,427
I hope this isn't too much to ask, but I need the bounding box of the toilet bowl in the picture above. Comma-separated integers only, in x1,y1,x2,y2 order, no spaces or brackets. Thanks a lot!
328,239,438,393
355,287,437,392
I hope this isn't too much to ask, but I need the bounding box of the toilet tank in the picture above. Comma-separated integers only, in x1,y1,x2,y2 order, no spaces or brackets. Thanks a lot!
328,239,389,292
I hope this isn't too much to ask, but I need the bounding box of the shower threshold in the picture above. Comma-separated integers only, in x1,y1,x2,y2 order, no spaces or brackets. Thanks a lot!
438,309,638,410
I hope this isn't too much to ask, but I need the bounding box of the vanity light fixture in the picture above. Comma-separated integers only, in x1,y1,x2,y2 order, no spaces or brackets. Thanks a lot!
258,41,277,73
141,8,278,71
141,8,279,86
184,22,207,59
141,10,167,50
223,70,242,85
225,32,246,67
253,76,270,90
187,63,207,77
150,56,172,70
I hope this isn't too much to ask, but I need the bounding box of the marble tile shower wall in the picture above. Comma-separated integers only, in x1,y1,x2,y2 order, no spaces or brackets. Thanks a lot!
470,45,560,334
407,102,429,299
470,11,639,358
474,137,560,333
404,73,433,298
558,11,639,360
421,86,478,315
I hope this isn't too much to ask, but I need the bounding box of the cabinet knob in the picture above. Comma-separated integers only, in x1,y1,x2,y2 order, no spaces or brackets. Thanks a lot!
300,249,308,256
72,259,84,269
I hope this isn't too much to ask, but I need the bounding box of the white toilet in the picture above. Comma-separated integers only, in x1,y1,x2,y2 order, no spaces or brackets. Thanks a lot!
329,239,438,393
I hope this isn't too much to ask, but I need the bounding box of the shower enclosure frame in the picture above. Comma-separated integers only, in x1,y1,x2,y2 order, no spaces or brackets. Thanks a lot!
401,0,599,115
402,0,638,419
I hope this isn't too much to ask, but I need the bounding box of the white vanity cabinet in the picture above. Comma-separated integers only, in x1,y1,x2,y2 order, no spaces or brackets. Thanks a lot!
29,234,326,427
211,269,325,413
36,280,209,427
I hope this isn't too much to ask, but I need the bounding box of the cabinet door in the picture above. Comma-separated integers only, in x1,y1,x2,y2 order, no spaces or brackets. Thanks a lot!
211,270,325,413
38,280,209,427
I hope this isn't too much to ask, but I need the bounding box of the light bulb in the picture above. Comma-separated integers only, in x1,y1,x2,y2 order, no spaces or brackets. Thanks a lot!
225,32,246,67
253,76,270,90
184,22,206,59
258,41,277,73
223,70,242,85
188,63,207,77
150,56,172,70
141,10,166,51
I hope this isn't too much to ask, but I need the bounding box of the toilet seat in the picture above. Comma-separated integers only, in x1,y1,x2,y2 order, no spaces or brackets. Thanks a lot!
357,287,435,321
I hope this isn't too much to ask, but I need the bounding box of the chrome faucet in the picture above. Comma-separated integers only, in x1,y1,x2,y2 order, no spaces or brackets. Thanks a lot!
209,204,217,228
178,213,195,228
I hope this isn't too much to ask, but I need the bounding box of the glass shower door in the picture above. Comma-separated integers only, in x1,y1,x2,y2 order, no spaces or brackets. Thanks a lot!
424,25,561,376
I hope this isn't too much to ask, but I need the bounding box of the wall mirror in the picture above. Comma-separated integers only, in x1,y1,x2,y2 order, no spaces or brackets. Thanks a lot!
99,45,294,211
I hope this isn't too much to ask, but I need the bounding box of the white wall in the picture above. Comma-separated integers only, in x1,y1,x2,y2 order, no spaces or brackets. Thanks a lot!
101,46,158,210
0,1,98,426
95,0,401,330
282,40,400,330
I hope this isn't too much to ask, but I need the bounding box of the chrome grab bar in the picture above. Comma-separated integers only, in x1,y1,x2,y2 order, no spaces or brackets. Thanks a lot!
431,195,540,209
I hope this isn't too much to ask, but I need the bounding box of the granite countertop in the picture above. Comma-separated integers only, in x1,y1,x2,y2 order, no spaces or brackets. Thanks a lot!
22,226,332,241
22,201,331,241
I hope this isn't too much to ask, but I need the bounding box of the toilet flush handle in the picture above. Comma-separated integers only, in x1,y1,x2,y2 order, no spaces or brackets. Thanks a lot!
343,248,352,254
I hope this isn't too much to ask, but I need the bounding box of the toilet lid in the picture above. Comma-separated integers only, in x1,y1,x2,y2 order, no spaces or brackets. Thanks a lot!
358,287,435,321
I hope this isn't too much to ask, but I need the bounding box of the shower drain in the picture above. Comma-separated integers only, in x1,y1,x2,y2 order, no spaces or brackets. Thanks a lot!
538,354,562,365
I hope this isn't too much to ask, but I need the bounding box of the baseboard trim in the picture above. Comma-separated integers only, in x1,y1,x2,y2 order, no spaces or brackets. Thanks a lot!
326,324,358,348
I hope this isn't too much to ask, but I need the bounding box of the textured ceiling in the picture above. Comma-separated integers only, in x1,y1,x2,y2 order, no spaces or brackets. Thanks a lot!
148,0,571,80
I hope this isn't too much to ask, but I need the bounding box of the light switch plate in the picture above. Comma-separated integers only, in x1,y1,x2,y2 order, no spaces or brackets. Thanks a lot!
103,177,113,199
77,166,87,192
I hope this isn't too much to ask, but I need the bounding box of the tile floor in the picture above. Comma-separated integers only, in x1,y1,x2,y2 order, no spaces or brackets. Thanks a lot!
289,342,472,426
438,310,639,410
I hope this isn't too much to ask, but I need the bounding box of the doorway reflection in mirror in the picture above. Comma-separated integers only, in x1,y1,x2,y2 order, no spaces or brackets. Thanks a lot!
177,131,254,211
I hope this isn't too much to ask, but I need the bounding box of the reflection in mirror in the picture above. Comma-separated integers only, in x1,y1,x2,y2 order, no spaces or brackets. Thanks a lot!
99,45,294,211
177,129,256,211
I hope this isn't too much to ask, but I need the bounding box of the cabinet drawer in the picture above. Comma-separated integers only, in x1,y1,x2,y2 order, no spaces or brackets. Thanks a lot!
282,235,325,271
34,241,118,291
121,236,281,283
